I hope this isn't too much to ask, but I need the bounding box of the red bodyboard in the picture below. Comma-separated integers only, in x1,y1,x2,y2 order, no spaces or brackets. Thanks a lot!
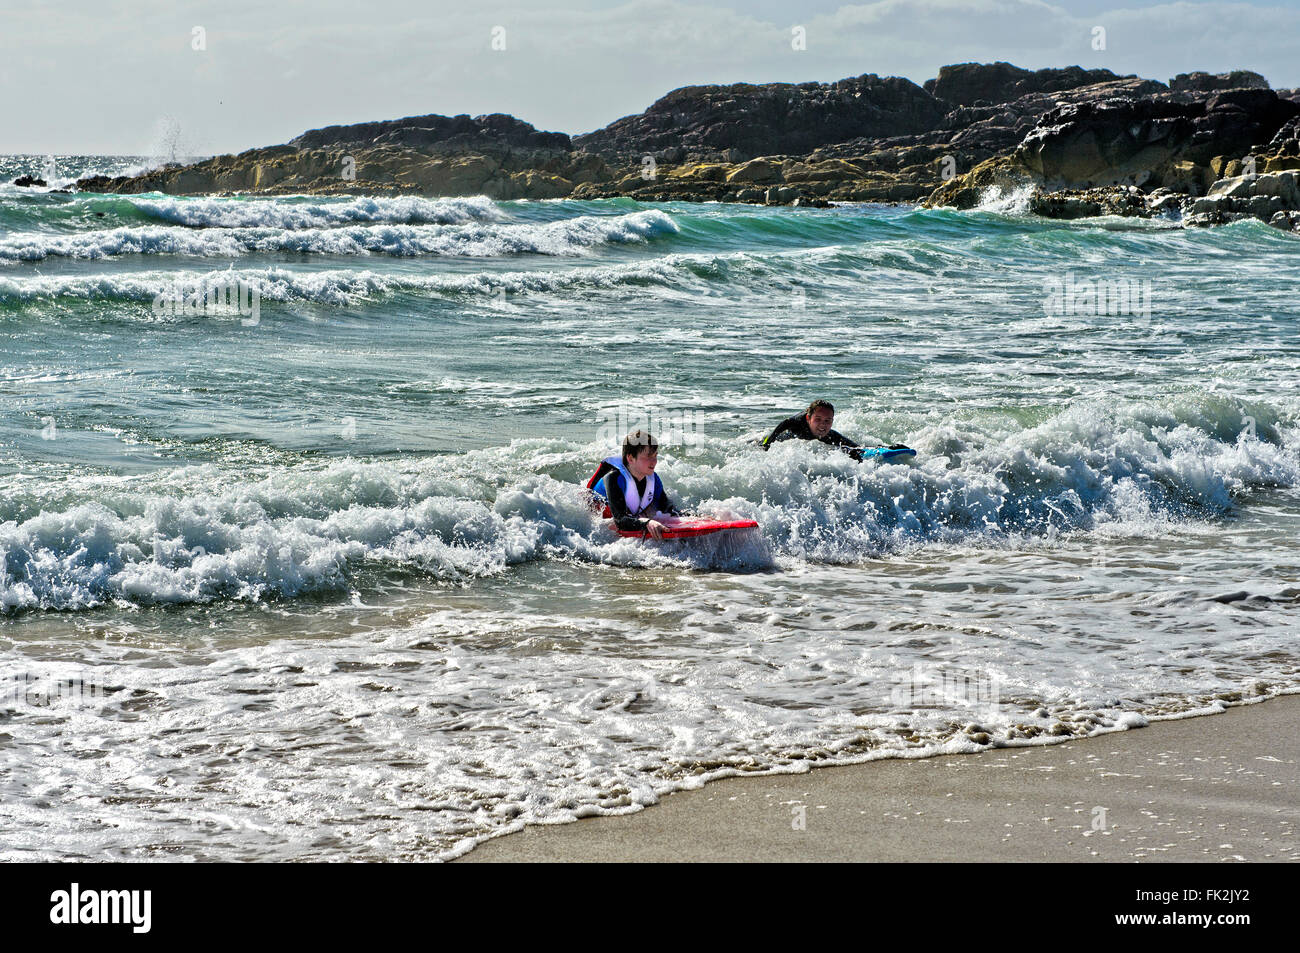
614,516,760,540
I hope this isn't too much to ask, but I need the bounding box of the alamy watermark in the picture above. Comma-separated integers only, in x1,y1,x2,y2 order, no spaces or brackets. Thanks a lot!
4,672,105,708
50,883,151,933
152,278,261,325
595,404,706,448
889,663,1003,710
1043,272,1153,319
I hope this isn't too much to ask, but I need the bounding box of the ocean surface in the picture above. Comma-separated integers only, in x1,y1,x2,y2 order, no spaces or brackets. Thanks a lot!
2,154,1298,861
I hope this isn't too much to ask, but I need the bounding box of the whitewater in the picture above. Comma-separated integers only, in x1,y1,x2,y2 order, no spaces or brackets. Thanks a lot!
2,155,1298,860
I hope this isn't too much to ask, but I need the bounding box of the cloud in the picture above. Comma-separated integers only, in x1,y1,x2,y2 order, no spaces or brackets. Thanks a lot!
3,0,1296,154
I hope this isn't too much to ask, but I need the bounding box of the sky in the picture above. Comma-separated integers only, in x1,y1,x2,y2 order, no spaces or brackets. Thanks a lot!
2,0,1298,155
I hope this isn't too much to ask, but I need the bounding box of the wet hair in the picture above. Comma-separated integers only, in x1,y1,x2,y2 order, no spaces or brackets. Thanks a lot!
805,399,834,417
622,429,658,464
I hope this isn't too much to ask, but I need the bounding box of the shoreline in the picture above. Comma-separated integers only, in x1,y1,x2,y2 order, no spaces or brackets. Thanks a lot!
457,694,1300,862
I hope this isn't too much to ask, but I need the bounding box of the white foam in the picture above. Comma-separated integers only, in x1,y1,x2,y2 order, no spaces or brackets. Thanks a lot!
0,254,726,308
3,401,1296,613
0,209,678,261
126,195,505,229
975,183,1035,214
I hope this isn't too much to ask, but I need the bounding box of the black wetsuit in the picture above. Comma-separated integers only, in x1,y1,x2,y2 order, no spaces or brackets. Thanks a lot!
600,469,680,532
761,413,864,457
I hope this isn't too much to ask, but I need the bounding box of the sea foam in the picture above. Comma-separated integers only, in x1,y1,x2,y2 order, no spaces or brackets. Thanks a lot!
0,209,678,261
3,401,1294,613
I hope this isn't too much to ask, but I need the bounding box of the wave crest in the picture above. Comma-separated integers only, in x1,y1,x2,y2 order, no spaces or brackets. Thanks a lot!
3,398,1295,613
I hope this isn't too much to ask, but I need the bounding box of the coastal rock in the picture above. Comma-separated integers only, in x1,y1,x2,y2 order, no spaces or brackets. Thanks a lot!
782,158,872,183
1212,170,1300,205
573,74,947,162
12,175,47,187
1029,184,1156,219
765,185,803,205
1029,193,1102,218
812,77,1166,205
290,113,571,154
1169,70,1269,94
68,59,1300,225
503,170,574,199
923,154,1030,209
394,153,499,192
1145,188,1184,213
666,162,730,182
1012,90,1299,190
74,112,589,199
1266,117,1300,156
566,153,611,185
925,61,1141,106
1186,170,1300,227
725,157,783,184
1016,99,1195,188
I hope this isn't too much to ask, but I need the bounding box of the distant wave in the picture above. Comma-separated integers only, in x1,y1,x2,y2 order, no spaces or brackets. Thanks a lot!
0,209,679,261
0,250,798,308
126,195,506,229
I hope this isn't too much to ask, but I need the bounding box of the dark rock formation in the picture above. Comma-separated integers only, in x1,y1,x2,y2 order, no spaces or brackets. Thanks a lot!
1169,70,1269,94
818,77,1165,184
1014,90,1299,190
928,82,1300,230
573,75,946,162
924,61,1140,106
1267,116,1300,154
12,175,47,187
290,112,571,154
75,114,601,200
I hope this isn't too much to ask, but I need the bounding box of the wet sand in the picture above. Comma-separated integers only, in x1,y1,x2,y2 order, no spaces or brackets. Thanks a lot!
459,694,1300,862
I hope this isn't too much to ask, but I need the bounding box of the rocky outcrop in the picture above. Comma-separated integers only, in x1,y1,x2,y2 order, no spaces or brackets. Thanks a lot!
288,113,571,153
569,71,1177,206
572,75,947,163
1267,116,1300,155
926,85,1300,229
1169,70,1269,94
924,62,1139,107
1187,170,1300,229
810,77,1166,195
1013,90,1299,191
76,113,609,200
12,175,47,187
70,60,1300,225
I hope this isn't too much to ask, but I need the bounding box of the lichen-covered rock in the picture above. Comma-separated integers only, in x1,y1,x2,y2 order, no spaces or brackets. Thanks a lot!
666,163,730,182
1188,170,1300,227
724,158,783,184
923,154,1030,209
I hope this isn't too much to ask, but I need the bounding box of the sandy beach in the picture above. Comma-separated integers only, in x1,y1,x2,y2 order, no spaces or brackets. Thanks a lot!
460,694,1300,862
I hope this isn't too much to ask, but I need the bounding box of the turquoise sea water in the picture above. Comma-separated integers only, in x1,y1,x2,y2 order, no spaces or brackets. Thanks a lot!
2,154,1298,859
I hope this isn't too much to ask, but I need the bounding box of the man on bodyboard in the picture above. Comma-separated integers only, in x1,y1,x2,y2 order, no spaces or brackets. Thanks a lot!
761,399,913,462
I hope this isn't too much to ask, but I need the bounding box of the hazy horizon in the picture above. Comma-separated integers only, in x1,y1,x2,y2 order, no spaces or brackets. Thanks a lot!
3,0,1299,156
